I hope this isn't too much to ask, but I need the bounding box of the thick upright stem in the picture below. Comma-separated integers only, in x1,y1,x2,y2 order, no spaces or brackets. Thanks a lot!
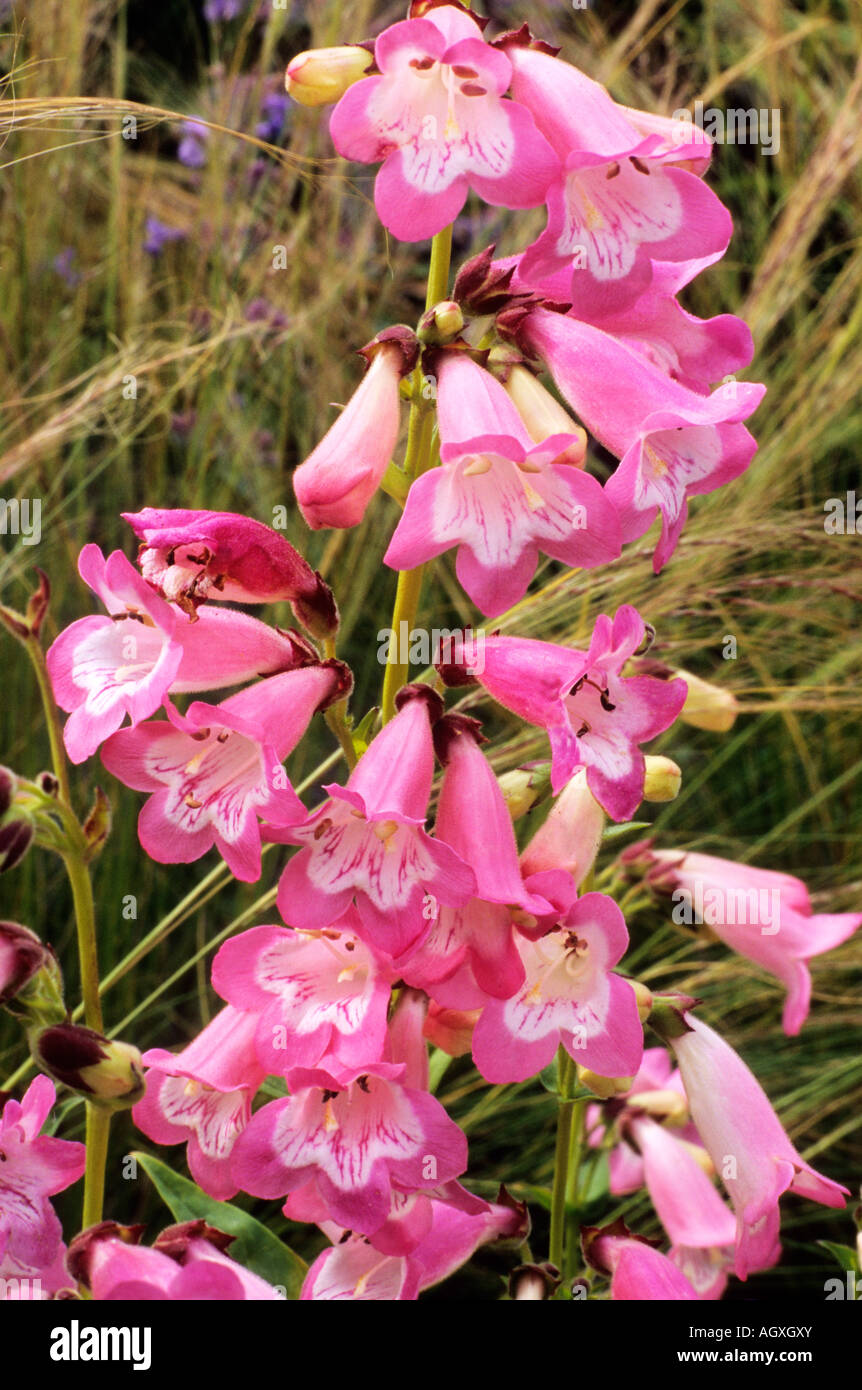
380,225,453,722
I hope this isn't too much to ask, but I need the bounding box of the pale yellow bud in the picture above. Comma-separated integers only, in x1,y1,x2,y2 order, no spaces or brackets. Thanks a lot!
642,755,682,802
504,366,587,466
676,670,739,733
285,46,373,108
630,979,653,1023
630,1087,689,1125
497,764,551,820
576,1066,634,1099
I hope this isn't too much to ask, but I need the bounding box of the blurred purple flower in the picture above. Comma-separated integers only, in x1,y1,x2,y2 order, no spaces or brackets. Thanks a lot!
177,119,210,169
144,217,186,256
204,0,245,21
255,94,289,144
245,298,290,331
53,248,82,288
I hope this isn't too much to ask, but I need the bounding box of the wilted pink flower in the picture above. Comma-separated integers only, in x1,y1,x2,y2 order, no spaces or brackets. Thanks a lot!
132,1007,265,1201
472,891,644,1083
272,687,475,959
450,606,687,815
329,6,559,241
663,1012,848,1279
47,545,311,763
301,1186,525,1300
635,847,862,1035
101,664,343,882
72,1221,284,1301
231,1061,468,1236
0,1076,85,1271
521,309,765,572
211,913,392,1073
504,43,731,313
122,507,337,637
385,353,620,617
293,333,416,530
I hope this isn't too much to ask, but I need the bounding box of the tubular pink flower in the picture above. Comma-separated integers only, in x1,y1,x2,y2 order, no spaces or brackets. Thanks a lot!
272,690,475,959
522,308,765,571
293,341,405,530
385,355,620,617
520,767,606,888
47,545,312,763
472,892,644,1083
629,1113,737,1251
231,1061,468,1236
506,45,730,312
122,507,337,637
641,849,862,1035
101,664,339,882
666,1013,848,1279
211,914,392,1073
0,1076,85,1271
457,607,687,814
84,1229,283,1301
329,8,560,242
132,1007,265,1201
301,1186,524,1300
0,1233,72,1300
592,1232,701,1300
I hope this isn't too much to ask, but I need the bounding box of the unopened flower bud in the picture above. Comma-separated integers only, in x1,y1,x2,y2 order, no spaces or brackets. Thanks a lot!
576,1066,634,1100
31,1024,145,1110
504,365,587,466
509,1261,560,1299
0,818,34,873
642,755,682,802
676,670,738,732
497,763,552,820
630,979,653,1023
629,1087,689,1125
418,299,465,344
285,45,374,107
423,1002,479,1057
0,921,65,1022
0,766,15,819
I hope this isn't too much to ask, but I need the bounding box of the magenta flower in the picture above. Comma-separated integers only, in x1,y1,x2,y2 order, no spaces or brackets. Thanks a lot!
101,664,341,882
453,606,687,815
0,1076,85,1271
122,507,337,637
211,915,392,1073
472,892,644,1083
293,333,415,530
329,6,560,242
231,1061,468,1236
664,1012,848,1279
506,44,731,313
273,688,475,959
0,1233,71,1300
385,353,620,617
301,1188,524,1300
636,848,862,1035
75,1222,283,1301
132,1007,265,1201
521,309,765,571
589,1228,701,1300
47,545,312,763
402,715,563,1007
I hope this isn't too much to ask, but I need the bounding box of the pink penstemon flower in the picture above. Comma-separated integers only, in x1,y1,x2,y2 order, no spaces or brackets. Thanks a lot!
70,1221,285,1301
47,544,314,763
0,1076,86,1273
329,5,560,241
132,1006,265,1202
101,662,346,882
385,352,621,618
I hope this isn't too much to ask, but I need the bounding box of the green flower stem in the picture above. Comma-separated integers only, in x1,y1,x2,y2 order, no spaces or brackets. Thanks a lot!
549,1046,577,1273
564,1097,587,1280
380,223,453,724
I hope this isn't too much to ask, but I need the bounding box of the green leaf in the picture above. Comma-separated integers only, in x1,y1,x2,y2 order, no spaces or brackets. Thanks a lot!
132,1151,307,1299
602,821,652,841
818,1239,860,1274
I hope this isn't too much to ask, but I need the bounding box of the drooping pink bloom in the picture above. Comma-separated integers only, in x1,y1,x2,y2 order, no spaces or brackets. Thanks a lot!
402,714,563,1007
75,1223,284,1301
101,663,342,882
505,44,731,312
329,6,560,242
588,1228,701,1300
0,1076,85,1271
587,1046,691,1195
450,607,687,814
231,1061,468,1236
122,507,337,637
634,847,862,1035
520,767,606,888
664,1012,848,1279
47,545,312,763
628,1114,737,1254
472,892,644,1083
293,331,416,530
301,1186,525,1300
521,309,765,571
272,687,475,959
211,913,392,1073
132,1007,265,1201
384,353,620,617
